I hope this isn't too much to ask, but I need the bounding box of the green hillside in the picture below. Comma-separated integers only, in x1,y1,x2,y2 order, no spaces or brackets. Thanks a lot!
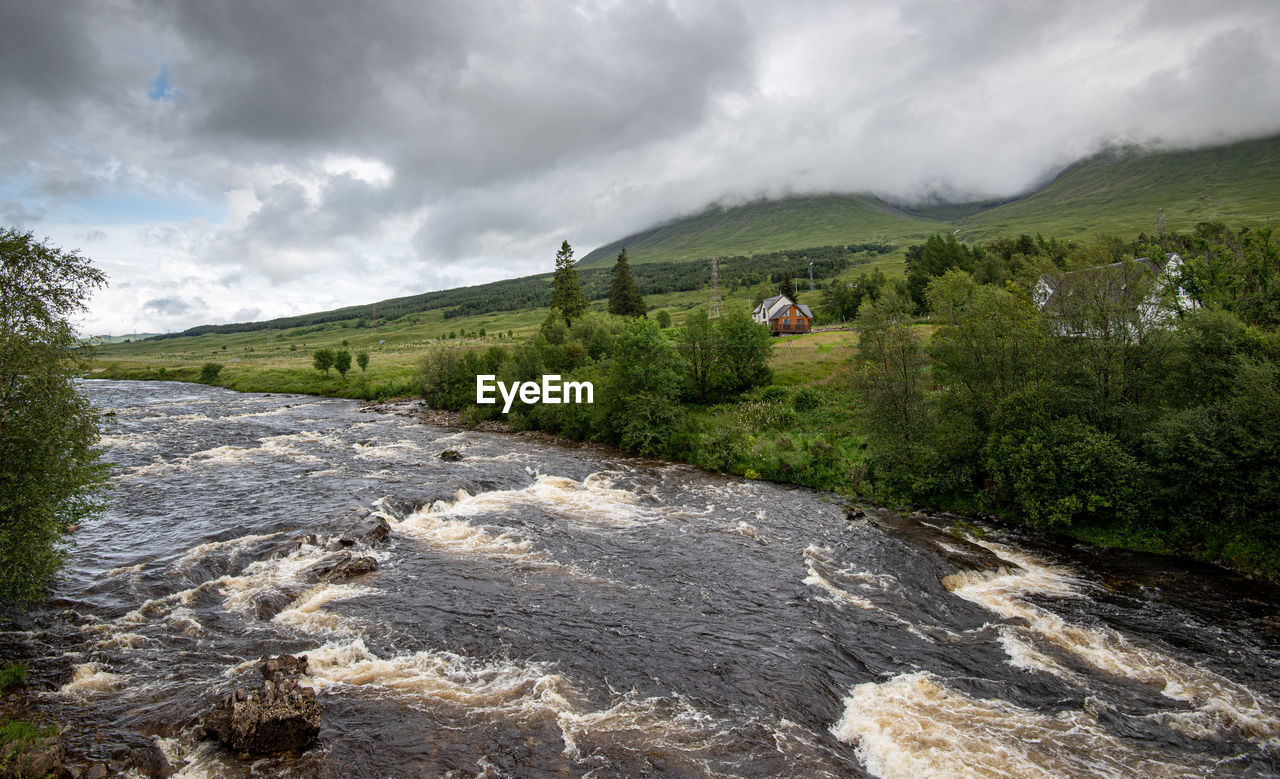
957,134,1280,239
578,194,945,267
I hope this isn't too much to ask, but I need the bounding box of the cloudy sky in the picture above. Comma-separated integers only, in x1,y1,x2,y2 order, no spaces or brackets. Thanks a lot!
3,1,1279,335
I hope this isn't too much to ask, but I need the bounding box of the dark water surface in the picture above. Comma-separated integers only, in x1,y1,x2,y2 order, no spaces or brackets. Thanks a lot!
4,380,1280,777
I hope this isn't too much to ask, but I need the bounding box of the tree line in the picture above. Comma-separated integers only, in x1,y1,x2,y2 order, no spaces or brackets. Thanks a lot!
856,224,1280,573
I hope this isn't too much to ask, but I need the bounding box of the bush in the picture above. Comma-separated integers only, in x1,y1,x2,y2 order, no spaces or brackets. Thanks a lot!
618,392,686,457
760,385,789,403
793,387,820,411
695,425,749,472
199,362,223,383
986,399,1141,531
0,663,25,690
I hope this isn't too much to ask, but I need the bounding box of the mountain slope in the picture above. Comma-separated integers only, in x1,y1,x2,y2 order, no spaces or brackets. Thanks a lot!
578,194,944,267
957,134,1280,238
582,134,1280,267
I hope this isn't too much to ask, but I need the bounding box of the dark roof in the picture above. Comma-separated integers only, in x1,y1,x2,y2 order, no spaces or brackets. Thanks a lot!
757,294,812,321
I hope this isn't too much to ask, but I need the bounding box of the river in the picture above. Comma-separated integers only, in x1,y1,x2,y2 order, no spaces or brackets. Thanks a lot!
3,380,1279,777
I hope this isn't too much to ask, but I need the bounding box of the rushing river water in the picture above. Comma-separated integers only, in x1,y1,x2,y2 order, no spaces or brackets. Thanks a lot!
3,380,1280,777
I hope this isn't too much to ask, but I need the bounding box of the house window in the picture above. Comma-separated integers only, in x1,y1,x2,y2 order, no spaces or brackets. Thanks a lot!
783,318,789,326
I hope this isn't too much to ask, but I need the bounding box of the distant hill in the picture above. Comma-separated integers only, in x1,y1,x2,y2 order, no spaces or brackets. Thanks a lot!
151,133,1279,340
578,194,944,267
91,333,164,343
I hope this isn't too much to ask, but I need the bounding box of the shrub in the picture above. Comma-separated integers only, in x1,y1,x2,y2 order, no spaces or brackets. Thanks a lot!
0,663,25,690
696,426,749,472
760,385,789,403
618,392,685,457
793,387,820,411
199,363,223,383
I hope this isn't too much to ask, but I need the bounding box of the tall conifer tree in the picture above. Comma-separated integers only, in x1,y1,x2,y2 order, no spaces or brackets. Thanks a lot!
550,240,587,324
780,272,797,301
608,247,647,317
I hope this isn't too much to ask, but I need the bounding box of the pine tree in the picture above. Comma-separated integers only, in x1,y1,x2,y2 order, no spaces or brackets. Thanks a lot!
608,247,647,317
780,272,797,301
550,240,587,324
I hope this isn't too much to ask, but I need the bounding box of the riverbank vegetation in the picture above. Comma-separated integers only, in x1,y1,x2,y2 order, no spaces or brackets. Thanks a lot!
0,229,110,604
862,223,1280,574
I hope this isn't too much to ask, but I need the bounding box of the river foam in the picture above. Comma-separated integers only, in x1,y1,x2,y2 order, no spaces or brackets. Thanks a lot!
944,540,1280,744
832,671,1209,779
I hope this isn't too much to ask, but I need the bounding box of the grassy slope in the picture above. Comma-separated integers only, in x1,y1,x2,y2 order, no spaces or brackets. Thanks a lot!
957,134,1280,239
577,194,946,267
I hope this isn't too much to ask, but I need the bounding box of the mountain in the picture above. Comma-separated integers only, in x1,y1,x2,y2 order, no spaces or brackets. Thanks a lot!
580,133,1280,267
578,194,944,267
956,133,1280,239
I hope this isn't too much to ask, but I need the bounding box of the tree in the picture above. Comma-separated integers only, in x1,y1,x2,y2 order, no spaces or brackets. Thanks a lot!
712,309,774,396
821,278,864,322
356,351,369,373
608,248,647,317
550,240,587,325
779,272,797,301
926,270,1046,434
0,228,108,602
602,318,684,448
313,348,335,376
654,309,672,328
334,349,352,379
678,308,716,402
905,233,977,311
855,289,931,469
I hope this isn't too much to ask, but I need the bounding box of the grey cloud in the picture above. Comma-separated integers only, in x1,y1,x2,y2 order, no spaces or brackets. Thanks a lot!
3,1,1280,333
142,296,198,316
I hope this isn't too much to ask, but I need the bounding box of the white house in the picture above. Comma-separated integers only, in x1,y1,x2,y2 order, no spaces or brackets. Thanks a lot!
1034,253,1199,337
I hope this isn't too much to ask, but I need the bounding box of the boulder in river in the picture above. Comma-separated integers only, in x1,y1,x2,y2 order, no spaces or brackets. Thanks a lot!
302,551,379,580
439,449,463,461
203,654,320,754
128,742,176,777
338,515,390,547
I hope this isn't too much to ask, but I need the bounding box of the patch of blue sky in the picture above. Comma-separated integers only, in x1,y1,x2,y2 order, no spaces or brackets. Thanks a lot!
48,191,220,225
147,65,177,101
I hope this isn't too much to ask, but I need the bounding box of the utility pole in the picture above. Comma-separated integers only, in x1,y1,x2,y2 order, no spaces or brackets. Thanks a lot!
808,259,815,293
709,257,723,319
1157,208,1166,238
371,304,377,332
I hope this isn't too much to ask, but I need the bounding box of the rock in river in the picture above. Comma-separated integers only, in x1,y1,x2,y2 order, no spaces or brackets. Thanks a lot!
203,654,320,754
